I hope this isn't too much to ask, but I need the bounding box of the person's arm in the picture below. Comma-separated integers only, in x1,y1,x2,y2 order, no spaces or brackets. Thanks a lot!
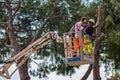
70,26,75,33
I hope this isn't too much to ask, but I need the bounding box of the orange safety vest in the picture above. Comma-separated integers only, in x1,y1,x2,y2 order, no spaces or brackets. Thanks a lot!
74,36,84,51
74,21,85,52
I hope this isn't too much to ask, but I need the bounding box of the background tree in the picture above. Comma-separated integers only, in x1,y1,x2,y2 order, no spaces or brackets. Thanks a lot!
107,72,120,80
101,0,120,75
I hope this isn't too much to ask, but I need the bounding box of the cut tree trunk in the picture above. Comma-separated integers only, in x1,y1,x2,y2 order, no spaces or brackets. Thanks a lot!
93,6,105,80
80,6,105,80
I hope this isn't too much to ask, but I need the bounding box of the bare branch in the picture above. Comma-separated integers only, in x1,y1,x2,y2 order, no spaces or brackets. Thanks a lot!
94,6,103,28
93,33,105,54
81,64,92,80
31,17,50,43
5,0,11,11
0,21,8,25
97,33,105,43
93,6,104,80
12,0,21,17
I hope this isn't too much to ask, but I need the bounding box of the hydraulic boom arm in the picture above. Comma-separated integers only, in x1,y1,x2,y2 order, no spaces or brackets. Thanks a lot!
0,32,62,79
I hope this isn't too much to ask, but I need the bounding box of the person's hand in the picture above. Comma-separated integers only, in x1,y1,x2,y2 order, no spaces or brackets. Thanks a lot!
80,26,84,30
92,34,96,40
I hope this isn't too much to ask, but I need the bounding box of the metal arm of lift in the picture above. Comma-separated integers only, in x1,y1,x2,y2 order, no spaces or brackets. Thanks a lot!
0,32,63,79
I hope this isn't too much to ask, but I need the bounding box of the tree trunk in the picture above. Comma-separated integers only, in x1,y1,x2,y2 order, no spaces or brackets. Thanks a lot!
5,1,30,80
81,64,92,80
93,6,104,80
93,51,101,80
8,11,30,80
18,61,30,80
81,6,105,80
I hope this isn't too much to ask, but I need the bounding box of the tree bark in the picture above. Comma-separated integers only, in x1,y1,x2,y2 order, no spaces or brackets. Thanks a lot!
18,61,30,80
4,1,30,80
80,6,105,80
81,64,92,80
93,6,104,80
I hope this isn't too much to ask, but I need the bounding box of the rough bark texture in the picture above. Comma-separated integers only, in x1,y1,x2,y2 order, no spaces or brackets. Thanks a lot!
93,7,105,80
4,1,30,80
19,61,30,80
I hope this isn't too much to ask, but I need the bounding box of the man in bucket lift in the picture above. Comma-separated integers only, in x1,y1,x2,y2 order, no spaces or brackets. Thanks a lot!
83,19,95,54
73,17,87,57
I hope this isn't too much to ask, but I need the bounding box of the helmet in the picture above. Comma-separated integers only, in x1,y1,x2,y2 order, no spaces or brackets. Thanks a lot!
89,19,95,24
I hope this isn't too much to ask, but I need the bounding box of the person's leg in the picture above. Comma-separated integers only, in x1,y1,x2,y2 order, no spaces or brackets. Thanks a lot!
74,36,79,57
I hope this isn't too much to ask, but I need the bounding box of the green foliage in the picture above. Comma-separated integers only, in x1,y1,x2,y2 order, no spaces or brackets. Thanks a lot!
102,0,120,32
25,0,99,78
104,31,120,69
100,0,120,73
0,3,11,58
0,0,107,79
107,72,120,80
104,15,115,30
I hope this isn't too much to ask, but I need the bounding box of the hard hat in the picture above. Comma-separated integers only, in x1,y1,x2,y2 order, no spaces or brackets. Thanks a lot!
89,19,95,24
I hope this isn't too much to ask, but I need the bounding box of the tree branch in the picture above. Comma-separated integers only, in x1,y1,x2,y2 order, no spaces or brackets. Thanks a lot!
5,0,11,11
93,6,104,80
30,15,71,43
94,6,103,29
97,33,105,43
81,64,92,80
12,0,21,17
31,17,50,43
0,21,8,25
94,33,105,54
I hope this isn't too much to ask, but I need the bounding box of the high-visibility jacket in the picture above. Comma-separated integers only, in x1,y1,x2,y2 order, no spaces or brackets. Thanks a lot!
83,38,92,54
74,36,84,51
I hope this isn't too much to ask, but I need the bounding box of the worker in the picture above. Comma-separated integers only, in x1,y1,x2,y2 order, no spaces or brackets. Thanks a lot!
84,19,95,37
73,17,87,57
83,19,95,54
